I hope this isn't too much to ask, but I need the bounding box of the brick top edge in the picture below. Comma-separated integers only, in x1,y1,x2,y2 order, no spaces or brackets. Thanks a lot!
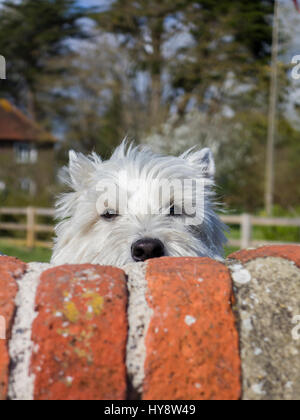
0,256,27,273
40,263,126,278
228,245,300,268
0,255,25,264
147,256,226,268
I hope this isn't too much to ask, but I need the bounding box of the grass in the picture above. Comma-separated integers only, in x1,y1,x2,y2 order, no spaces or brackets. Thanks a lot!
224,245,239,257
0,240,52,263
0,238,239,264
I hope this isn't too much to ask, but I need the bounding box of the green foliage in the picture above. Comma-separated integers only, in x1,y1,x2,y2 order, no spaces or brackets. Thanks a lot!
90,0,277,146
257,206,300,242
170,0,274,112
275,117,300,209
93,0,195,127
0,0,88,114
217,111,300,213
218,111,268,212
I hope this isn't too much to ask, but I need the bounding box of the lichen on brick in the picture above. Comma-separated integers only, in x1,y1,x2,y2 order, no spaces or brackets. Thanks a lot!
63,301,80,323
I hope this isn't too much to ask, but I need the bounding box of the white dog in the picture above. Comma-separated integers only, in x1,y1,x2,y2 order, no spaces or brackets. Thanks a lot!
51,141,227,267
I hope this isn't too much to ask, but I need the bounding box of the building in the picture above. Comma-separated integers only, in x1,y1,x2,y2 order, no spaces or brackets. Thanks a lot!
0,99,57,203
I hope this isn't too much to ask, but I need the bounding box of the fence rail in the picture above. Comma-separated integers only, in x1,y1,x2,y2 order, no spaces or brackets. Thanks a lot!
221,214,300,249
0,208,300,249
0,207,55,248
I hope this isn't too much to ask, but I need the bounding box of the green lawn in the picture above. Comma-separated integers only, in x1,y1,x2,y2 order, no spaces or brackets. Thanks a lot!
0,239,239,263
0,240,52,263
224,245,239,257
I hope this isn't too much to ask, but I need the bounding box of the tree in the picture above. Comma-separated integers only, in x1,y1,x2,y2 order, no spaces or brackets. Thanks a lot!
93,0,194,128
145,107,300,213
0,0,88,118
44,36,137,157
171,0,274,115
93,1,275,131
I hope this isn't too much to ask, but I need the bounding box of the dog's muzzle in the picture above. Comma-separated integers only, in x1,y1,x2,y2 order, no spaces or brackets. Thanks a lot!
131,238,165,262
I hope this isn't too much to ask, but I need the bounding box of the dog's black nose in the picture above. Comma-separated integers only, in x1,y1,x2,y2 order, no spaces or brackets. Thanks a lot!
131,238,165,262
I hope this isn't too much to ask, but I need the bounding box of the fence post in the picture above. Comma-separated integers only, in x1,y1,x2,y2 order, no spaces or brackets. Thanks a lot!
241,214,252,249
26,207,36,248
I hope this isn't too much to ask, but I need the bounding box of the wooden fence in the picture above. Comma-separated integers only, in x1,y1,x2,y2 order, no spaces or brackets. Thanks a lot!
0,207,54,248
0,208,300,249
222,214,300,249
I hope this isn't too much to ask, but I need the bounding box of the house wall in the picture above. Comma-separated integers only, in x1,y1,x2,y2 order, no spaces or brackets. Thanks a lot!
0,141,56,205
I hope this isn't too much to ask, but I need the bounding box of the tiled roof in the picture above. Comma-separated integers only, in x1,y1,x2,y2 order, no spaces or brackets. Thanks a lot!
0,99,57,143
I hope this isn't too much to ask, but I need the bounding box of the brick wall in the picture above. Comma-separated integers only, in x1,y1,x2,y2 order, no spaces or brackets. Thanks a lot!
0,245,300,400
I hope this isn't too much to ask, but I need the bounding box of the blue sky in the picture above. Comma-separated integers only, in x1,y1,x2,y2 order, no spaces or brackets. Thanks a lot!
77,0,112,10
0,0,113,10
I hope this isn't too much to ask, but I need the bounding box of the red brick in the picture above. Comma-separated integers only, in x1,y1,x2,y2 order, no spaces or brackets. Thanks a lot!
143,257,241,400
229,245,300,268
30,265,128,400
0,257,27,400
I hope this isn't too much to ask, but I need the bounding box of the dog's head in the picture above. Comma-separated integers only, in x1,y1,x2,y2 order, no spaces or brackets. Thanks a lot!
52,142,227,266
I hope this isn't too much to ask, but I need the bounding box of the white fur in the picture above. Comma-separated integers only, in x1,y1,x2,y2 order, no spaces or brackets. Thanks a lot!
51,141,227,267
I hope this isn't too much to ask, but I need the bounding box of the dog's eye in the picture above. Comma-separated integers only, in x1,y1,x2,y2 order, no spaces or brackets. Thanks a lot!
169,204,180,217
169,205,175,216
101,209,118,220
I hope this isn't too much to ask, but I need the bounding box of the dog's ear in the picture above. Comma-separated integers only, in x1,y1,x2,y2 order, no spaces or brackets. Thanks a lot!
67,150,101,190
181,147,215,179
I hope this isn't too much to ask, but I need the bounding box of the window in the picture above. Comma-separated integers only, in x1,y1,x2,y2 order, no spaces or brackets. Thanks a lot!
20,178,36,196
15,143,38,164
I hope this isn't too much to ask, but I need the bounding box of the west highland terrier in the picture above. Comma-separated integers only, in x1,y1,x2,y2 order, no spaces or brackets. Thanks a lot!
51,141,227,267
